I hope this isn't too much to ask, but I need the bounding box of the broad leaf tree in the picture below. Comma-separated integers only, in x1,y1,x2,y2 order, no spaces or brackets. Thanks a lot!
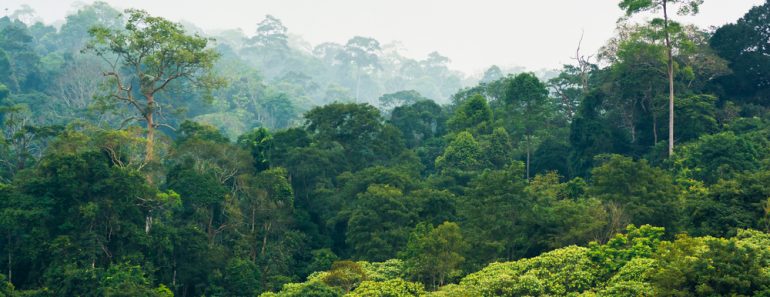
619,0,704,156
86,9,221,162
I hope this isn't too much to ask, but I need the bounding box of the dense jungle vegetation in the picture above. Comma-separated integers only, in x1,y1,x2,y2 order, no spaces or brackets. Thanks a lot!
2,0,770,296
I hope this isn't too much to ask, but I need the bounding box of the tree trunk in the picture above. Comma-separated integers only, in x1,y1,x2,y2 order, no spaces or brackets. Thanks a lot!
260,222,272,256
355,68,361,103
251,207,256,233
173,255,177,288
145,213,152,234
6,232,11,284
526,135,531,181
663,0,675,156
207,207,215,245
653,111,658,145
145,95,156,163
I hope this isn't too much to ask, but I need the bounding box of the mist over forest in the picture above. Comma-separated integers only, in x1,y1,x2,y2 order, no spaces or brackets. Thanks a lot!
1,1,770,296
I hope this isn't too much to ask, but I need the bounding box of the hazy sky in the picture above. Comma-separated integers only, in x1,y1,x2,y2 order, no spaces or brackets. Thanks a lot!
2,0,764,74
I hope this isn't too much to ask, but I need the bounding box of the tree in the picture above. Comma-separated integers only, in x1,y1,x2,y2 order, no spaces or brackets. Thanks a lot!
237,127,274,172
673,94,717,142
410,189,457,227
481,127,515,170
9,5,38,25
378,90,428,109
589,155,680,230
389,100,445,148
99,263,173,297
58,1,122,52
221,258,261,295
0,183,47,285
569,90,629,178
348,278,425,297
480,65,503,84
548,65,589,123
710,1,770,105
337,37,382,102
686,170,770,236
238,168,296,288
446,94,492,134
459,246,598,296
619,0,705,156
0,20,42,93
461,162,530,264
504,73,551,180
399,222,467,289
346,185,416,261
322,260,367,293
526,173,607,250
304,103,403,170
86,9,221,162
652,235,770,296
253,15,289,50
610,40,668,147
435,132,483,175
588,224,665,280
0,273,12,297
678,132,761,184
0,105,61,178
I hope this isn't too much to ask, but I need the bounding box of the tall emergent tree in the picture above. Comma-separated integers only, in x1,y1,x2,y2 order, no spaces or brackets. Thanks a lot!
86,9,221,162
505,73,550,180
619,0,703,156
337,36,382,102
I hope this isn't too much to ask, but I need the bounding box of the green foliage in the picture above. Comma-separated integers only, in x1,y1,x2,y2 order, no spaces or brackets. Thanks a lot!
651,234,770,296
588,225,665,279
305,103,405,169
598,258,658,297
346,185,416,261
307,249,339,275
410,189,457,227
348,279,425,297
710,1,770,105
261,280,341,297
504,72,549,109
675,95,718,142
356,259,406,282
619,0,704,17
686,169,770,236
379,90,428,109
5,3,770,297
447,94,492,134
389,100,446,148
677,132,761,184
177,121,230,144
459,246,598,296
238,127,274,171
222,258,261,296
461,162,530,264
435,132,483,175
589,155,680,229
0,274,13,297
527,173,607,250
85,8,223,161
86,9,221,95
100,263,172,297
322,260,367,293
399,222,467,289
481,127,515,170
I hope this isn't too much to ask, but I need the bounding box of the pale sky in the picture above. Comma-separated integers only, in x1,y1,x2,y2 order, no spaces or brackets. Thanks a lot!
2,0,764,74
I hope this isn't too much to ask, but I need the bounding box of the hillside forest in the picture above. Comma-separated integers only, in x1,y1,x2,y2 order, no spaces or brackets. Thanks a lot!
2,0,770,296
